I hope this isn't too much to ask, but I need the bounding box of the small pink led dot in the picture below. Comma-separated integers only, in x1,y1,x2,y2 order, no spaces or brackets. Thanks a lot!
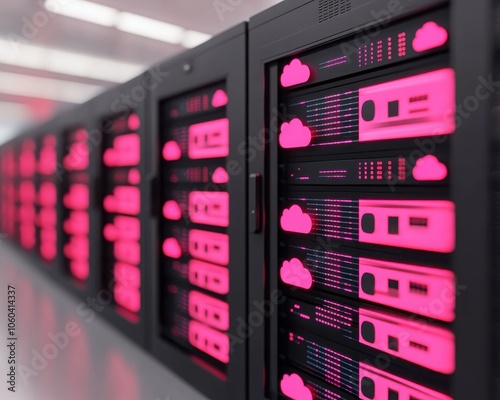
128,114,141,131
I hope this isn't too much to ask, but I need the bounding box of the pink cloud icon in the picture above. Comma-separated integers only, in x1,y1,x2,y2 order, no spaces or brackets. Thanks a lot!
279,119,312,149
280,59,311,88
413,22,448,52
163,141,181,161
163,200,182,220
280,373,313,400
280,258,313,289
212,89,228,108
163,238,182,259
212,167,229,184
280,205,312,234
412,155,448,181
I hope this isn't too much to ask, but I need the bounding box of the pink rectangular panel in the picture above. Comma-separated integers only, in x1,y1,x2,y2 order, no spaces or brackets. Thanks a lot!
70,260,89,281
188,229,229,266
188,118,229,159
359,68,455,142
103,134,140,167
359,257,455,322
358,199,455,253
114,284,141,313
114,216,140,241
63,211,89,235
63,235,89,260
114,240,140,265
188,320,229,364
39,207,57,227
188,191,229,227
63,184,89,210
359,362,452,400
189,260,229,295
359,308,455,374
114,262,141,289
188,291,229,331
104,186,140,215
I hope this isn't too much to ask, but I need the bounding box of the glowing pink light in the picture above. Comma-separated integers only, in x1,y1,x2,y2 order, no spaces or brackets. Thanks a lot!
189,229,229,266
211,89,228,108
128,113,141,131
359,308,455,373
188,191,229,227
163,237,182,259
359,257,455,322
412,155,447,181
188,320,229,364
280,205,312,234
162,140,182,161
188,118,229,160
212,167,229,184
280,374,313,400
70,260,89,280
413,22,448,52
280,59,311,88
279,119,312,149
359,68,455,142
188,260,229,295
280,258,313,289
188,291,229,331
359,199,455,253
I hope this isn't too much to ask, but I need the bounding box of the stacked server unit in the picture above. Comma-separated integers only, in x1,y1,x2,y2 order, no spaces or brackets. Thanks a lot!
0,1,498,399
149,25,247,400
249,0,494,400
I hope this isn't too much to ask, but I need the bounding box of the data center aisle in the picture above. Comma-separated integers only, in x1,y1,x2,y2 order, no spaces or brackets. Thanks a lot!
0,243,208,400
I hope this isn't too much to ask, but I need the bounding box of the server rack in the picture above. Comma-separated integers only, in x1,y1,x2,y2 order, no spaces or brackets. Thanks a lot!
90,74,150,347
52,104,98,299
248,1,496,400
30,119,64,279
148,24,248,399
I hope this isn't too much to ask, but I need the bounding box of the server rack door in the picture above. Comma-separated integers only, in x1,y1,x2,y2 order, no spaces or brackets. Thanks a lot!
249,0,495,399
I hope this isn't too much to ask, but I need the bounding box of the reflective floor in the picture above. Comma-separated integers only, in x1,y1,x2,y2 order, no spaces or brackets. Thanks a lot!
0,243,208,400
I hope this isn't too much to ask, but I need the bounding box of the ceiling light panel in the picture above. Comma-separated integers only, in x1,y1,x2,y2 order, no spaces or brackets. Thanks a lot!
0,39,144,82
44,0,118,27
0,71,104,103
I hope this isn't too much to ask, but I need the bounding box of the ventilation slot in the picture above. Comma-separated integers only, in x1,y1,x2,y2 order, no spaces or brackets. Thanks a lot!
319,0,352,23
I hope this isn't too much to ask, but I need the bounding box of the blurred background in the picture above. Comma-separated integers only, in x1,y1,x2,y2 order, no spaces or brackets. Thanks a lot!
0,0,283,145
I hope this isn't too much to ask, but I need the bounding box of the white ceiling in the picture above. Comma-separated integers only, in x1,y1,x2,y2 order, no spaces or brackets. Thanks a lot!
0,0,282,144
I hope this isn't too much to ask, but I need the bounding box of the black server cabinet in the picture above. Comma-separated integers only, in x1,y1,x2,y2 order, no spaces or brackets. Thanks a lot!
148,24,247,400
90,74,150,347
9,124,61,272
52,104,97,299
249,1,496,400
